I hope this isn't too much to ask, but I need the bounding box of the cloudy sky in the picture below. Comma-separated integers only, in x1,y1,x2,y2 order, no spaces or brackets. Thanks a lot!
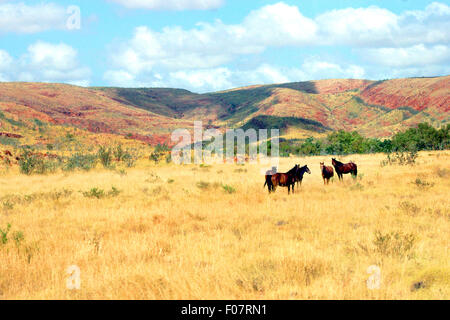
0,0,449,92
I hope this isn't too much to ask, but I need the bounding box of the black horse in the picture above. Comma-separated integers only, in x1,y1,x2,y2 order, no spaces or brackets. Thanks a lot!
295,164,311,187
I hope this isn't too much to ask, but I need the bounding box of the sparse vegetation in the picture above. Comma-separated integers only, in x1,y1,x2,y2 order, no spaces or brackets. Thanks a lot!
97,146,113,168
64,153,97,172
18,150,60,175
81,186,121,199
0,145,448,300
373,231,417,259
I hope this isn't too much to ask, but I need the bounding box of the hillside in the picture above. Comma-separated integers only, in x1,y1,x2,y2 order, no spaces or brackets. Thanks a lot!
0,76,448,149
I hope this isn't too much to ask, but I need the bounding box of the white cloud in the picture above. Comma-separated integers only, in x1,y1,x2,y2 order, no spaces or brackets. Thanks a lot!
243,3,318,46
170,68,232,91
0,49,12,81
109,0,224,10
362,44,450,68
105,2,318,90
26,42,78,70
105,58,367,93
0,2,74,34
317,2,450,47
300,58,366,80
0,42,91,86
108,2,317,74
0,49,13,70
104,2,450,91
316,6,399,47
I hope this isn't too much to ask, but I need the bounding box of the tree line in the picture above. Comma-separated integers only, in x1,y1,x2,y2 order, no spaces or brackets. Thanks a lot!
277,123,449,157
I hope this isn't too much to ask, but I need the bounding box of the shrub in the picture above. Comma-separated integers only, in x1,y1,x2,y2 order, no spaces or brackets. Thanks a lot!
399,201,421,216
82,187,121,199
196,181,210,190
82,187,105,199
196,181,220,190
373,231,417,258
436,167,449,178
18,150,59,175
150,143,170,164
222,184,236,194
64,153,97,171
380,150,418,166
123,148,139,168
97,146,113,168
0,136,19,147
414,177,434,189
113,144,126,161
0,223,11,245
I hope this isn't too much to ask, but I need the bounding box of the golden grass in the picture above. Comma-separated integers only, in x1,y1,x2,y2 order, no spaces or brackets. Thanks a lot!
0,151,449,300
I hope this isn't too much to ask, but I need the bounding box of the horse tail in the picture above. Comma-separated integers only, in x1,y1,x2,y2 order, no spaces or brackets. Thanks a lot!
353,164,358,176
264,175,273,190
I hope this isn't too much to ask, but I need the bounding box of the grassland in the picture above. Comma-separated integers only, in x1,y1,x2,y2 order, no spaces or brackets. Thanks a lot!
0,151,448,299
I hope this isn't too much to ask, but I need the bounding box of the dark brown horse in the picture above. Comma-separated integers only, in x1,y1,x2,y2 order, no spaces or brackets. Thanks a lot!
332,158,357,181
295,165,311,187
264,165,298,194
320,162,334,185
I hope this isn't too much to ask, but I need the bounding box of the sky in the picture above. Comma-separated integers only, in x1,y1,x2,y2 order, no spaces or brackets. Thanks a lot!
0,0,449,93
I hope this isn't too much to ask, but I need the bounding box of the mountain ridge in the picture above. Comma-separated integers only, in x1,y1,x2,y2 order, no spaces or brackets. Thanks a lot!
0,76,448,147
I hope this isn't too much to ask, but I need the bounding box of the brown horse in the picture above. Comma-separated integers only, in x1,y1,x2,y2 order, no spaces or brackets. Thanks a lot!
332,158,357,181
265,165,298,194
320,162,334,185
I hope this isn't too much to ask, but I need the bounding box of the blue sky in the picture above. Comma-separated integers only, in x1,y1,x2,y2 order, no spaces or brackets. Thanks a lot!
0,0,449,92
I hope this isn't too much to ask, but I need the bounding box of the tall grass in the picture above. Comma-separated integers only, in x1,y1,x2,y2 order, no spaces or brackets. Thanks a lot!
0,151,448,299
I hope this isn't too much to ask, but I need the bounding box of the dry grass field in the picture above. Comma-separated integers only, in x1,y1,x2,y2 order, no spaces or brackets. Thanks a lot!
0,151,448,300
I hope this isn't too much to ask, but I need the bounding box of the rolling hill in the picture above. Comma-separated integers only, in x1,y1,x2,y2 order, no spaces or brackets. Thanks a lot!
0,76,448,149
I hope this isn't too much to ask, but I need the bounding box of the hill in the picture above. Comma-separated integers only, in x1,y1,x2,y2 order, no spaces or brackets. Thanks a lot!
0,76,448,149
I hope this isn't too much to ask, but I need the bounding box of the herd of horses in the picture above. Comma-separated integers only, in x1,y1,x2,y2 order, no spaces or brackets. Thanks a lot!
264,158,358,194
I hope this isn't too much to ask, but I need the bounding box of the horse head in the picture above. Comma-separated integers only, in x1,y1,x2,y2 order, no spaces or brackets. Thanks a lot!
304,165,311,174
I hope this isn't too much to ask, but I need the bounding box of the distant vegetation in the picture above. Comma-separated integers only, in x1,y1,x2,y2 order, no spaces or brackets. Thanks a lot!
277,123,449,157
201,122,448,159
241,115,331,133
3,122,449,175
17,144,140,175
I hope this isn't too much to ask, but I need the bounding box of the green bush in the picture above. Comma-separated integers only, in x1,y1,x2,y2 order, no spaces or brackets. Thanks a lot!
64,153,97,171
82,187,121,199
97,146,113,168
222,184,236,194
0,223,11,245
373,231,417,259
18,150,59,175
